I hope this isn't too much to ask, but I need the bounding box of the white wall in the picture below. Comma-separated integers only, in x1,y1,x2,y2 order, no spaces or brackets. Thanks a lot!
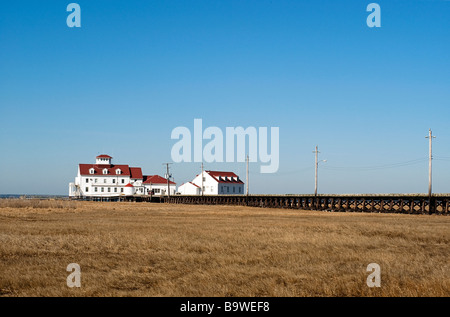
96,157,111,165
144,183,176,196
178,183,200,195
189,171,244,195
75,175,134,197
191,171,219,195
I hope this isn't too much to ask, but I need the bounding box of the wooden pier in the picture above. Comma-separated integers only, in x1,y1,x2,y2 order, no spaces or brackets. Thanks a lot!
163,194,450,215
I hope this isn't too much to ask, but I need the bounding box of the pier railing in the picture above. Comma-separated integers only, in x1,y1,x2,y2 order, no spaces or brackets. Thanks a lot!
163,194,450,215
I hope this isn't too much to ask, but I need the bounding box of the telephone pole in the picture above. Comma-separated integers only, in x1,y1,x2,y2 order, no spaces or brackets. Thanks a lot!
425,129,436,212
313,146,319,196
201,162,204,196
246,155,249,196
163,163,172,197
313,146,326,196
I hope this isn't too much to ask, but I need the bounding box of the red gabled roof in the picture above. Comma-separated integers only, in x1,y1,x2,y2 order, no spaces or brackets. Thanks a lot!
206,170,244,184
96,154,112,159
79,164,143,179
79,164,131,176
125,183,134,188
129,167,143,179
143,175,176,185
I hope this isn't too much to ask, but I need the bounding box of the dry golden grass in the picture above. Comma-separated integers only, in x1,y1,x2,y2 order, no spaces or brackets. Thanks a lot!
0,200,448,297
0,198,76,209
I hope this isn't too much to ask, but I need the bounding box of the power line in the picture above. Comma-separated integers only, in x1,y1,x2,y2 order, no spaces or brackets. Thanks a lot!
321,158,428,171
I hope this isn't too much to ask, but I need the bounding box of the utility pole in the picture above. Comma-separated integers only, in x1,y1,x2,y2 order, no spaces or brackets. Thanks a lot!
313,146,319,196
201,162,204,196
246,154,249,196
425,129,436,213
163,163,172,197
313,146,327,196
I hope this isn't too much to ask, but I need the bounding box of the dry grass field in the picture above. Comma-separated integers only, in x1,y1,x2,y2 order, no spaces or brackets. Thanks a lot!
0,199,448,297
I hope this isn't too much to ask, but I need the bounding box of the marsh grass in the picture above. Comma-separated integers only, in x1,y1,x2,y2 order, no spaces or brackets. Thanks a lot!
0,199,76,209
0,201,448,297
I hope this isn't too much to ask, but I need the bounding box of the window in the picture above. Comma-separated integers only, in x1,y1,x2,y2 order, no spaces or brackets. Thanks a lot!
95,179,97,183
85,187,88,192
86,179,89,183
104,179,106,184
103,168,108,175
121,188,124,193
121,179,125,184
116,169,121,175
113,179,116,183
101,188,104,192
89,168,94,174
108,188,111,192
203,177,206,181
227,187,229,193
233,187,235,193
239,187,241,193
114,188,117,193
221,187,224,193
154,188,160,193
95,187,98,192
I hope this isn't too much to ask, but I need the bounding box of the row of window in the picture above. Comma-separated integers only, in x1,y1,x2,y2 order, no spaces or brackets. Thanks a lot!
89,168,122,175
85,178,127,184
220,186,241,193
84,187,147,193
85,187,124,193
201,186,242,193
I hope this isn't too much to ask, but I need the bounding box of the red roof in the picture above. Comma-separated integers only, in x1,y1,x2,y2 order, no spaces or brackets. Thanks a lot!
96,154,112,159
206,171,244,184
79,164,130,176
130,167,143,179
79,164,143,179
125,183,134,187
143,175,176,185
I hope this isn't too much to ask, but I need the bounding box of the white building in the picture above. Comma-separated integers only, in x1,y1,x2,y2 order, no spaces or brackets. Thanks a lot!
178,182,201,195
178,170,244,195
143,175,177,196
69,155,176,197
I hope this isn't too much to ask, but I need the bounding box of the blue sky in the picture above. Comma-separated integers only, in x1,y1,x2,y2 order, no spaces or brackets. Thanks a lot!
1,0,449,195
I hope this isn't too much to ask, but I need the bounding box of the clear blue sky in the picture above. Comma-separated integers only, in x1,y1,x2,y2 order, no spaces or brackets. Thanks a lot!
1,0,449,195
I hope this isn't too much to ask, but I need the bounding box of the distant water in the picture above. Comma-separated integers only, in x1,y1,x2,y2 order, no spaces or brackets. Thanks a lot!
0,194,68,199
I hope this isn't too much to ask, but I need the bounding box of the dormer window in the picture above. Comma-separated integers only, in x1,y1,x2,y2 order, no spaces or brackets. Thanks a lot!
89,168,95,174
116,169,121,175
103,168,108,175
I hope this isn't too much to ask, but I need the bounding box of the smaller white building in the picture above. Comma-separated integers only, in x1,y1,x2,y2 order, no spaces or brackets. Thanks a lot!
179,170,244,195
178,182,201,195
143,175,177,196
